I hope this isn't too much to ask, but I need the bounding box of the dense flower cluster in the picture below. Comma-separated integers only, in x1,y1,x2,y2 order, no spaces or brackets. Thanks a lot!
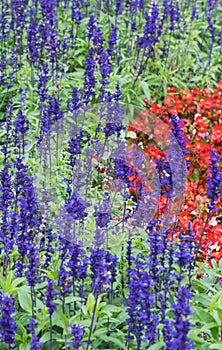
129,82,222,262
69,324,84,349
0,293,17,346
28,317,43,350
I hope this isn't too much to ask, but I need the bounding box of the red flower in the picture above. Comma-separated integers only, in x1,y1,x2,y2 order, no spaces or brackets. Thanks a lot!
128,81,222,263
192,218,205,241
194,142,204,152
216,81,222,90
139,109,149,118
210,124,222,142
128,117,149,133
144,146,166,160
164,96,174,107
167,87,179,93
186,200,196,212
197,185,206,195
178,211,191,228
196,122,208,133
150,102,166,115
143,98,150,105
185,140,192,151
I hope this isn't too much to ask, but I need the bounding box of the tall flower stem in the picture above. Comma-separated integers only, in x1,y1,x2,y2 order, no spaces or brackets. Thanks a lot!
86,295,98,350
49,314,53,350
30,286,36,318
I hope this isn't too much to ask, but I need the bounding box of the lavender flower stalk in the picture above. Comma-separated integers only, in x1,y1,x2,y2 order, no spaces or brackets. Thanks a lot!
46,277,57,350
28,317,43,350
69,324,84,349
194,150,222,262
0,293,17,348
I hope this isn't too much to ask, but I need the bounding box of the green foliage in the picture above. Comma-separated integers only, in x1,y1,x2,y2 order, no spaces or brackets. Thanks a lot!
189,260,222,349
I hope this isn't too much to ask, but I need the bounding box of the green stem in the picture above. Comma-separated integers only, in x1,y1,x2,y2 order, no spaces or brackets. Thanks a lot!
86,295,98,350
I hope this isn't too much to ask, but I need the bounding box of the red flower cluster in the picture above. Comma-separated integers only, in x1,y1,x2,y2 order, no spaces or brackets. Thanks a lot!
128,82,222,263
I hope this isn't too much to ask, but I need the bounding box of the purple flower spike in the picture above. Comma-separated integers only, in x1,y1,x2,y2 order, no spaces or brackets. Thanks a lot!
28,318,43,350
69,324,85,349
207,150,222,211
0,294,17,346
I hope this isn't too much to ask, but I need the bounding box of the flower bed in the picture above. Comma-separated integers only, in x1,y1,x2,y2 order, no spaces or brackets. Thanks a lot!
128,83,222,263
0,1,221,349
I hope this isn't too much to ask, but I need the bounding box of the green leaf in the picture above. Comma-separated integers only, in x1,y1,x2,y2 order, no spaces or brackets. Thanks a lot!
200,322,219,332
40,332,51,343
97,335,126,349
209,343,222,349
193,306,216,323
209,291,222,312
17,287,44,314
149,342,165,350
217,309,222,322
188,172,199,183
94,327,108,336
19,344,30,350
188,334,208,344
17,289,32,314
193,294,211,306
86,293,96,314
55,310,69,332
65,296,81,304
34,281,47,290
117,310,128,322
3,271,12,292
140,81,150,99
10,277,26,289
210,259,218,270
171,77,186,87
52,313,64,329
16,321,28,338
194,280,217,293
103,305,124,313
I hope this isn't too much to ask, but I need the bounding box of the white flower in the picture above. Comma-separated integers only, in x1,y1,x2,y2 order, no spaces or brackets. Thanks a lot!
127,131,137,139
209,216,217,227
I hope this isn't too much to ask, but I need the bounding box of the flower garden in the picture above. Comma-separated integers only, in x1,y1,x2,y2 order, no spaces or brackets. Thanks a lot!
0,1,221,349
